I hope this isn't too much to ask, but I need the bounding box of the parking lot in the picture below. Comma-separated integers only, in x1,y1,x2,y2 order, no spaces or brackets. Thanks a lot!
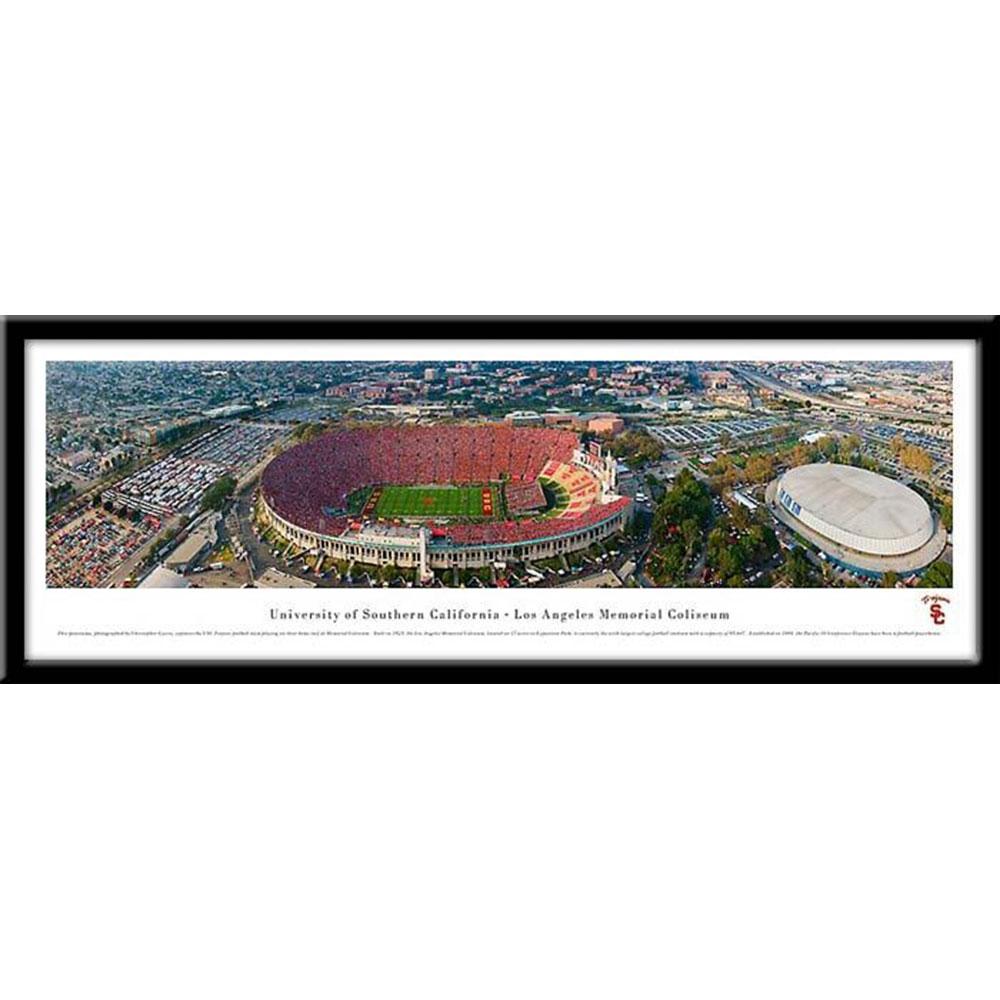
101,422,284,518
47,507,160,587
650,417,781,448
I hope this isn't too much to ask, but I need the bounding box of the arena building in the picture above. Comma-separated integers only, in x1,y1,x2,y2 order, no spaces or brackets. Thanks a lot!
765,463,947,575
258,425,632,580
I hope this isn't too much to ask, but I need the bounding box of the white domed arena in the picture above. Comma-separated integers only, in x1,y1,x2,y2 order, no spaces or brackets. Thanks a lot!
766,464,947,575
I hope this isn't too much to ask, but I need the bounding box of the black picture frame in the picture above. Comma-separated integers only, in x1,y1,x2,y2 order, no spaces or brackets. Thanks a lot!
5,316,995,683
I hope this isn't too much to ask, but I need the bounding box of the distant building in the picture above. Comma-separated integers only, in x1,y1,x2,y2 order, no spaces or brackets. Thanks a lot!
588,367,598,380
139,565,190,589
163,512,221,572
543,412,578,427
203,404,253,419
424,368,438,382
131,415,207,445
706,387,752,409
702,369,731,389
587,416,625,436
505,410,544,426
58,449,94,469
256,567,316,588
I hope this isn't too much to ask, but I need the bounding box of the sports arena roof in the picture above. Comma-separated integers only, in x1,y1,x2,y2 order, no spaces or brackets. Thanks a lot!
776,464,933,556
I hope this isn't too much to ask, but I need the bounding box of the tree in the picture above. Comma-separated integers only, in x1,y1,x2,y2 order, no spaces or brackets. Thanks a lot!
899,444,934,475
919,561,953,588
882,570,899,588
705,518,747,583
835,439,854,465
652,469,712,546
939,499,953,532
647,539,687,586
786,443,812,467
200,475,237,512
818,436,838,460
609,429,664,466
745,453,775,484
661,543,686,582
730,501,751,533
785,547,814,587
681,518,700,560
762,525,779,554
291,422,329,444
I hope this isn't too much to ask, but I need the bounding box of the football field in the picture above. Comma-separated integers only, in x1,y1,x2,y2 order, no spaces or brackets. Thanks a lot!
374,484,499,519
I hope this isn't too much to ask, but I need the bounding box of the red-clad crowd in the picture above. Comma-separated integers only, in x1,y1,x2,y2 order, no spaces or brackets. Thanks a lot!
505,480,547,514
437,497,631,545
261,424,629,545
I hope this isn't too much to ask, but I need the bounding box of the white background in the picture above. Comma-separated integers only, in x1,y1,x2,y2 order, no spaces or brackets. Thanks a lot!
2,2,997,1000
1,2,997,314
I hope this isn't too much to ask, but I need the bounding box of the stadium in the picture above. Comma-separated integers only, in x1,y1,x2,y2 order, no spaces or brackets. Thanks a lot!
258,425,632,581
765,463,947,575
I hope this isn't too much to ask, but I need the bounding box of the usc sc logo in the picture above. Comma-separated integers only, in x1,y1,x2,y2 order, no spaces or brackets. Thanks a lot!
921,594,950,626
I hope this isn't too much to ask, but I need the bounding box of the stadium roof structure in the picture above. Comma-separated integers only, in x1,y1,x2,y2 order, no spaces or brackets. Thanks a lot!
775,463,933,557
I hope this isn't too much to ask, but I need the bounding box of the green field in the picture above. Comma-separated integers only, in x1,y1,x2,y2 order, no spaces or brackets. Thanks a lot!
534,477,570,519
374,484,499,519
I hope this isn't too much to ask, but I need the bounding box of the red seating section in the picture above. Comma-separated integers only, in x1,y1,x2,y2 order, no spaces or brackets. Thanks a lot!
505,480,547,514
438,497,631,545
261,424,626,544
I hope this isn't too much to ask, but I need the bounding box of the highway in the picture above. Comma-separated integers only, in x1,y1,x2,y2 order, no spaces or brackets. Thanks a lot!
733,366,951,424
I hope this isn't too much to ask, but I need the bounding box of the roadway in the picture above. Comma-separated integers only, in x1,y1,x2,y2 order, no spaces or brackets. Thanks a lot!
733,366,951,424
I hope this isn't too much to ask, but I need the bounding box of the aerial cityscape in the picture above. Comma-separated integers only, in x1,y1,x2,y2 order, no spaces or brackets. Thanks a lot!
45,359,953,590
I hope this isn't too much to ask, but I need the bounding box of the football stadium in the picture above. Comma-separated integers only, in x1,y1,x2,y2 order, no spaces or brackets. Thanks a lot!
258,425,631,581
766,463,947,575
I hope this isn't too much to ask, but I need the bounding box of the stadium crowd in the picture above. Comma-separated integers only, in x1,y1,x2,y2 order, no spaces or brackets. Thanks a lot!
504,480,547,514
261,424,628,545
438,497,631,545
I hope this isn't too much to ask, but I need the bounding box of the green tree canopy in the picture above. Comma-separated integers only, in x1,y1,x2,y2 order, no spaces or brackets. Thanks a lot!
200,475,237,512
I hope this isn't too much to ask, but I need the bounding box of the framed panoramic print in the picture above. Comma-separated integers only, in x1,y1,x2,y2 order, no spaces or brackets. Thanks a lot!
5,318,990,680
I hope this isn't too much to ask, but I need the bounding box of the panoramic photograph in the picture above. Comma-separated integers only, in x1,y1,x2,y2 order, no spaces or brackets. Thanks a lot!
45,359,953,590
